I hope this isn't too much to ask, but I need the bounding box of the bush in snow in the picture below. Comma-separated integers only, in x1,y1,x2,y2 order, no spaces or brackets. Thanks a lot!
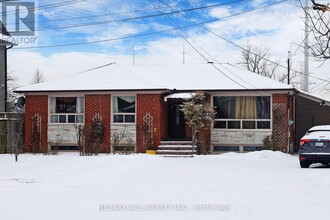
180,92,216,155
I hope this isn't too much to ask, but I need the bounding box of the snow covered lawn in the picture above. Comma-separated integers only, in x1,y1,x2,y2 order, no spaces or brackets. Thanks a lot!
1,151,329,220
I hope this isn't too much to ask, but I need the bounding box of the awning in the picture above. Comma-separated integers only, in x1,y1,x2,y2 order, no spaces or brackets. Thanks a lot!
164,93,195,102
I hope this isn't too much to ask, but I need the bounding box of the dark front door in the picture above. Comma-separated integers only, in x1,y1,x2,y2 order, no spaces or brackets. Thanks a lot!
168,102,186,139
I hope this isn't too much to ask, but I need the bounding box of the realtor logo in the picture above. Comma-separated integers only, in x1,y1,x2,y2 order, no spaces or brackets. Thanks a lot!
1,1,35,36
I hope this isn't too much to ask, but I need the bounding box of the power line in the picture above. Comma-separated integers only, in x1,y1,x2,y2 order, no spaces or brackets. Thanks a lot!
34,0,243,31
289,4,323,60
4,0,229,26
158,0,330,87
1,0,87,15
151,0,256,90
155,0,265,90
13,1,286,49
170,0,330,82
3,1,242,30
77,62,116,74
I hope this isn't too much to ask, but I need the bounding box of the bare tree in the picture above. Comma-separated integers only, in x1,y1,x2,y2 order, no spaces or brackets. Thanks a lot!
240,44,281,79
303,0,330,61
7,71,19,112
31,69,45,84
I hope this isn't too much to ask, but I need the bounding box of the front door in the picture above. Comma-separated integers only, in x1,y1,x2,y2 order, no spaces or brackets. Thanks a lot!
167,102,186,139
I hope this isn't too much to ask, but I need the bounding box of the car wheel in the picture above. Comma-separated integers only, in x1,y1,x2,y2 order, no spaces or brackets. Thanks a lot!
300,160,310,168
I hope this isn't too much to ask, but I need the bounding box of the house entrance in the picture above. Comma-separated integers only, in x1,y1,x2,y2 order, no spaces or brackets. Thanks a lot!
167,102,186,140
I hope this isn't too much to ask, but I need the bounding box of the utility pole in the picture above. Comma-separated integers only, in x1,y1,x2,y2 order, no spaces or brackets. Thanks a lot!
303,0,309,92
287,51,291,85
179,44,187,64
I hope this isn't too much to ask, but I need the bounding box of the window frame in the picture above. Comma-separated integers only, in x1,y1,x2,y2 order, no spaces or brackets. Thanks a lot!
111,95,136,124
212,95,272,131
49,96,85,124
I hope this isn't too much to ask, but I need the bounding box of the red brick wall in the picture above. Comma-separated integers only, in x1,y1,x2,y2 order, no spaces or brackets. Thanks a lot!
136,94,163,153
185,126,192,140
272,93,289,152
200,94,211,152
160,101,167,140
288,96,294,152
24,95,48,153
85,94,111,153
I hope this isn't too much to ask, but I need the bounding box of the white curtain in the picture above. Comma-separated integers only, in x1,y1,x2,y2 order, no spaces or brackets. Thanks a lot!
235,96,257,119
113,96,119,113
76,97,84,113
50,97,56,113
113,96,135,113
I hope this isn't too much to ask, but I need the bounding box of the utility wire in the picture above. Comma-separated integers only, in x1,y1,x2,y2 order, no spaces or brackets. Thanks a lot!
34,0,243,31
159,0,330,83
154,1,272,90
289,8,323,60
1,0,87,15
77,62,116,74
151,0,257,90
13,1,287,49
158,0,330,88
5,0,241,26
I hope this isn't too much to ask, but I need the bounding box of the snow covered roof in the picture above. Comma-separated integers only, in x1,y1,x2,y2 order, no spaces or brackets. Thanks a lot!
15,63,294,93
296,89,330,106
0,38,15,46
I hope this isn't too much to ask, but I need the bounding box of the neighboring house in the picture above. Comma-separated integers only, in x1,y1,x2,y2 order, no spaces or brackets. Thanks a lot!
294,91,330,152
0,21,15,112
15,63,297,154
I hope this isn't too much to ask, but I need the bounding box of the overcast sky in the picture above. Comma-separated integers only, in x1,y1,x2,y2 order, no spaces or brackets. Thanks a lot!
2,0,330,98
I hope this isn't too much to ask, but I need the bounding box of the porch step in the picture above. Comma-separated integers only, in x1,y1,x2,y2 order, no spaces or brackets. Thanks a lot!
156,145,196,156
159,155,194,158
160,141,192,145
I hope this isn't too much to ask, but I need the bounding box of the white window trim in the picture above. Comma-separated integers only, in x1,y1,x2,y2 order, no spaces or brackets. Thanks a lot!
48,95,85,124
111,94,137,125
211,94,273,131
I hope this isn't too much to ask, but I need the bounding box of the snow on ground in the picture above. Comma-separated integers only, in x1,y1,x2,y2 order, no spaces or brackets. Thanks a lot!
0,151,329,220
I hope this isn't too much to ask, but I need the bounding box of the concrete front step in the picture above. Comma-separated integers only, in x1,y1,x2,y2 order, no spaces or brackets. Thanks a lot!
156,145,196,155
160,141,192,145
156,150,195,155
157,145,196,151
158,155,194,158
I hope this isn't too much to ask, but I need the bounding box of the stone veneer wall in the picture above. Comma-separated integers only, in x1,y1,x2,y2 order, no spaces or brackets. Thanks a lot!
110,124,137,151
48,124,78,148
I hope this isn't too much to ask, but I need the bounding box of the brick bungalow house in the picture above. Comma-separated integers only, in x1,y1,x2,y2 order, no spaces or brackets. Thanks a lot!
15,63,296,154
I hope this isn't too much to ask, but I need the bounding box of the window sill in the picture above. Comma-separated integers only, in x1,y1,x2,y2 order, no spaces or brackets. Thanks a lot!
48,123,84,125
111,122,136,125
212,128,272,131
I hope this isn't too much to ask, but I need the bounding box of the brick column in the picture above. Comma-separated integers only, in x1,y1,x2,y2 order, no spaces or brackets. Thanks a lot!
137,94,163,153
24,95,48,153
199,94,211,153
85,94,111,153
272,93,289,152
